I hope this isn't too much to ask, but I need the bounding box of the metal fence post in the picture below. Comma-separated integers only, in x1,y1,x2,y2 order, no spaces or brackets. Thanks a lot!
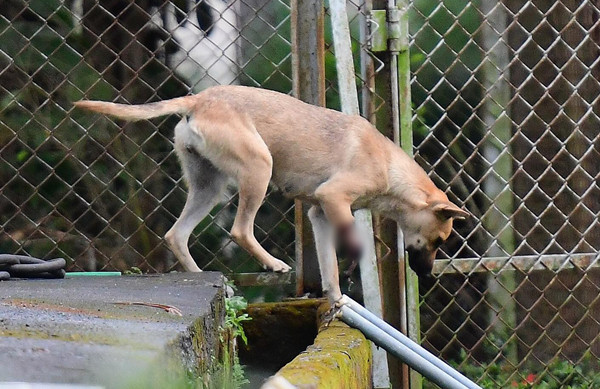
367,2,409,387
392,1,423,388
329,0,390,386
291,0,325,296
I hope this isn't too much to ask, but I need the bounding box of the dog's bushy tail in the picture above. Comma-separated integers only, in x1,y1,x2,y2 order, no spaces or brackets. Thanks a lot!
74,96,196,121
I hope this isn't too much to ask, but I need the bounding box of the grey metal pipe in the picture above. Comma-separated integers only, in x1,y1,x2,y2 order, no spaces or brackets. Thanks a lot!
340,295,481,389
339,305,469,389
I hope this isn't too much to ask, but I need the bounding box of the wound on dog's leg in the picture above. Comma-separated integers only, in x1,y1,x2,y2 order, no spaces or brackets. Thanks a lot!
336,223,363,262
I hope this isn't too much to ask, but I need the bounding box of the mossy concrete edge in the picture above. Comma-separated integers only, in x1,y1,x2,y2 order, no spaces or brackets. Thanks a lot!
275,320,373,389
0,273,232,388
148,275,235,389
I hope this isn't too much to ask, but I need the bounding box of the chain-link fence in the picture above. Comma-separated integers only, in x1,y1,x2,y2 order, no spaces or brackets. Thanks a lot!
0,0,296,276
410,0,600,386
1,0,599,387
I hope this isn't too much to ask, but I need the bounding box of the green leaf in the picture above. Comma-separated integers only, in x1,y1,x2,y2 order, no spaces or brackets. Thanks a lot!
17,150,30,163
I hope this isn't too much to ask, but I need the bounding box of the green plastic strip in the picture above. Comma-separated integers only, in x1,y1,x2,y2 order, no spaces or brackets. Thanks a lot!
66,272,122,277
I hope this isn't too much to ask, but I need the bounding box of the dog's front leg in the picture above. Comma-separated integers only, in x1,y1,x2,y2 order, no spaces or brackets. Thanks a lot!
314,179,363,263
307,206,342,303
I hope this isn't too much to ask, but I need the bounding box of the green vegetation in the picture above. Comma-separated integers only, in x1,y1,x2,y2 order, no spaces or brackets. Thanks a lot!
224,295,252,346
428,350,600,389
123,267,143,275
222,285,251,388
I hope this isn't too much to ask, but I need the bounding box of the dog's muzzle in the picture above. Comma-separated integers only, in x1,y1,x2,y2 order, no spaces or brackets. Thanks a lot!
406,247,435,277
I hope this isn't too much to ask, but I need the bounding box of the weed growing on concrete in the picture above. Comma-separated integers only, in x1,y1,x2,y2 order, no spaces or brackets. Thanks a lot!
225,295,252,345
222,281,251,388
123,266,143,275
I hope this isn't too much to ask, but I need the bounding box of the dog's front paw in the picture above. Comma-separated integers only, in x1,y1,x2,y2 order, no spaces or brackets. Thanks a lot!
267,259,292,273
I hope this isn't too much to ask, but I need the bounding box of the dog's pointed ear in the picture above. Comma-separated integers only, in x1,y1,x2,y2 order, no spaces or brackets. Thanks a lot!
410,199,429,210
431,202,470,220
404,188,430,210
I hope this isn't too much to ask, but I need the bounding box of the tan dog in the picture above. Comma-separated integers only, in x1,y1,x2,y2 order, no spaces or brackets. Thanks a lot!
75,85,468,301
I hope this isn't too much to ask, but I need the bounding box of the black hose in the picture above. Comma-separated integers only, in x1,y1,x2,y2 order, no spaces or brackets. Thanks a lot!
0,255,20,266
0,254,66,280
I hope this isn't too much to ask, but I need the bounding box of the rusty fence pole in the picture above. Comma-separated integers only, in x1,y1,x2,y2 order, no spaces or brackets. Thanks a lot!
291,0,325,296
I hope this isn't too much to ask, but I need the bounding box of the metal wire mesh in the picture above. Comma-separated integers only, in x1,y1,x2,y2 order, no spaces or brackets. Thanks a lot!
0,0,295,274
409,0,600,386
1,0,599,386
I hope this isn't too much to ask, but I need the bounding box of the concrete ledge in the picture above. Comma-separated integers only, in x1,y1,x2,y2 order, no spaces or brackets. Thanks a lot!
268,320,372,389
0,273,229,388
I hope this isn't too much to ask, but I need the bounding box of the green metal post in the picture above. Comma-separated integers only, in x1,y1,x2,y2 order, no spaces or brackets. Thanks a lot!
395,2,422,389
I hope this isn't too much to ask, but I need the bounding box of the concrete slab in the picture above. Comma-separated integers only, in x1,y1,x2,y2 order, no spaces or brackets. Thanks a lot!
0,273,227,388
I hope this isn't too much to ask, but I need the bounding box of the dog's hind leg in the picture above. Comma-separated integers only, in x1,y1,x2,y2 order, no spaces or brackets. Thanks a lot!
188,110,291,273
229,161,292,273
213,136,291,273
307,205,342,302
166,136,227,272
